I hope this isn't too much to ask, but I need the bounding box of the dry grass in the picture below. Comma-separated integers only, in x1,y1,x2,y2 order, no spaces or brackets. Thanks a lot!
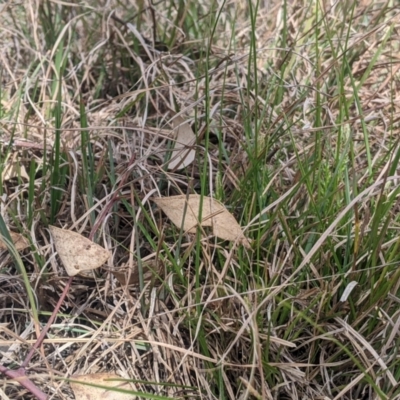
1,0,400,399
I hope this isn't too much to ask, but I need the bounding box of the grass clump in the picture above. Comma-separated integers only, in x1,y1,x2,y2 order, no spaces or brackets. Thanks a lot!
0,0,400,399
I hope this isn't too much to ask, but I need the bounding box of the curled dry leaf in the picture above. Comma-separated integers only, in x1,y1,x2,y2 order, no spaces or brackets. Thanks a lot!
0,231,29,251
167,115,196,170
70,373,136,400
153,194,251,248
49,226,110,277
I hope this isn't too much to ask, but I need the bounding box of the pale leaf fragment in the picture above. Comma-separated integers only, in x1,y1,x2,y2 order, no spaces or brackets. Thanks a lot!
168,116,196,170
70,373,136,400
0,232,29,251
1,153,29,182
49,226,110,277
154,195,251,248
340,281,358,302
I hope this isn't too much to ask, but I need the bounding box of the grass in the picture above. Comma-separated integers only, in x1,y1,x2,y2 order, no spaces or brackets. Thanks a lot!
0,0,400,399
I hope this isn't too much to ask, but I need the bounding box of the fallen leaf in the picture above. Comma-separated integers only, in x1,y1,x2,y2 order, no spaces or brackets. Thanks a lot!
167,116,196,170
2,162,29,181
0,231,29,251
112,259,164,286
1,153,29,181
49,226,110,277
153,195,251,248
70,373,136,400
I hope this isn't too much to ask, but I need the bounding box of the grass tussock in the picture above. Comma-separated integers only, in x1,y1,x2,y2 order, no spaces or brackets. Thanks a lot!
1,0,400,399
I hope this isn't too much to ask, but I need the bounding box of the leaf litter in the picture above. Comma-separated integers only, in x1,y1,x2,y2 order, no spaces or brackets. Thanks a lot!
153,194,251,248
167,115,196,170
0,1,398,399
70,373,136,400
49,226,110,277
0,231,29,251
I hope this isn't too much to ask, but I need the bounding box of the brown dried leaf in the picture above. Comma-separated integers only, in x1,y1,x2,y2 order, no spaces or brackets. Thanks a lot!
153,195,251,248
168,116,196,170
49,226,110,277
70,373,136,400
0,231,29,251
112,259,164,286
